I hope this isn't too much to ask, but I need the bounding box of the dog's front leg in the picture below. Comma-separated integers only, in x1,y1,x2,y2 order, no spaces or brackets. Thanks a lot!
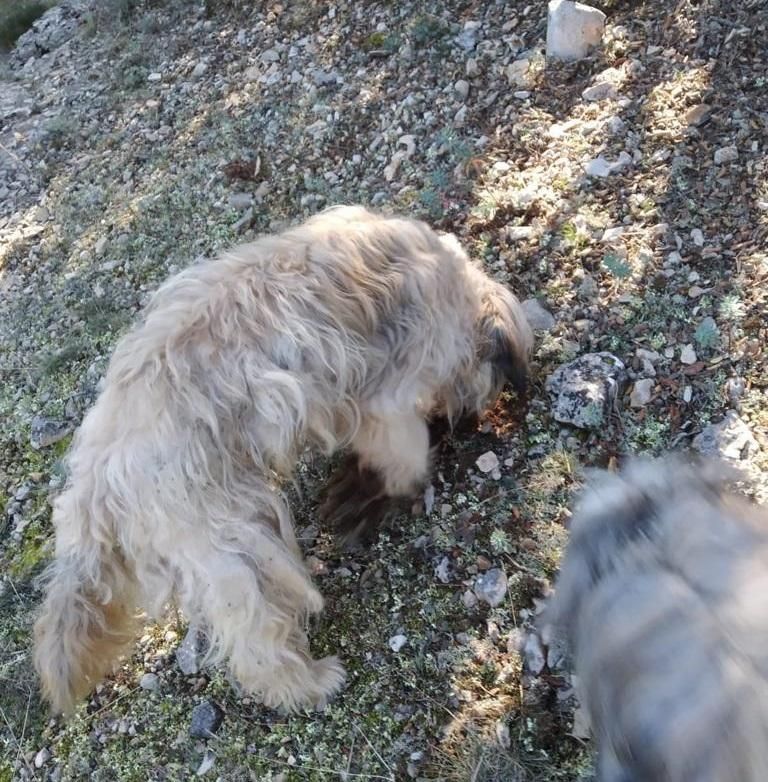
320,411,430,545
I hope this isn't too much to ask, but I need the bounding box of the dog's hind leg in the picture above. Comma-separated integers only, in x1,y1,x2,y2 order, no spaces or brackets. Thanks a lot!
321,410,430,544
171,534,345,713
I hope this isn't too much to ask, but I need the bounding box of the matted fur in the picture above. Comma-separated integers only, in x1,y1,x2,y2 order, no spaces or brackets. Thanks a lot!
543,456,768,782
34,205,533,716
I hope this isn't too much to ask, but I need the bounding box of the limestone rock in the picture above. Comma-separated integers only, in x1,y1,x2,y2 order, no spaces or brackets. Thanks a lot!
546,0,606,62
546,353,627,429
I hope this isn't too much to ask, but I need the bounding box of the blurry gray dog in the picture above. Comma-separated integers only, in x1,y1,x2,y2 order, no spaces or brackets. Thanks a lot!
543,456,768,782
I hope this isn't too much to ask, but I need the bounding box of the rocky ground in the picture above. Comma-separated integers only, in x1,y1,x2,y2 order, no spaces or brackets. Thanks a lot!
1,0,766,779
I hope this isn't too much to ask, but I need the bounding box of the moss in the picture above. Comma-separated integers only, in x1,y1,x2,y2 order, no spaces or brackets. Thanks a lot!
7,525,49,579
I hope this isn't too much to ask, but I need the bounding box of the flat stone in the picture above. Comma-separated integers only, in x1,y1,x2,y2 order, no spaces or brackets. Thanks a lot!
30,416,72,450
714,145,738,165
684,104,710,126
546,353,627,429
585,152,632,177
693,410,759,462
189,700,224,739
522,298,556,331
454,79,470,101
630,378,654,408
228,192,253,210
139,673,160,692
582,81,618,102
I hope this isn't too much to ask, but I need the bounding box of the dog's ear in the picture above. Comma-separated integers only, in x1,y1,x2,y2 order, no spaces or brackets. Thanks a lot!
487,323,528,394
476,284,533,397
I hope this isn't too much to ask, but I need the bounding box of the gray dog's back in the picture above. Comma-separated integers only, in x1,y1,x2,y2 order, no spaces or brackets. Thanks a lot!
544,457,768,782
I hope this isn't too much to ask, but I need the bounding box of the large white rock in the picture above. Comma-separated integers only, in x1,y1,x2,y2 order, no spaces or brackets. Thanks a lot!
546,0,606,62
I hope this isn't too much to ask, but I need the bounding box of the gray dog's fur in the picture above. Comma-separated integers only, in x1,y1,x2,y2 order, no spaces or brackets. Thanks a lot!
33,205,533,717
543,456,768,782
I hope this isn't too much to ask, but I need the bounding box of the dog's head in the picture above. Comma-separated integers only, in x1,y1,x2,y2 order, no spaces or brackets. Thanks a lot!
475,280,534,399
433,233,534,420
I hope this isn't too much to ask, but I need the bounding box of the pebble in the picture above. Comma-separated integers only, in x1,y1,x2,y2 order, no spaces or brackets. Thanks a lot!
423,484,435,515
466,57,479,77
189,700,225,739
228,192,253,210
191,61,207,79
585,151,631,177
522,298,555,331
523,632,546,674
462,589,478,609
176,625,207,676
680,344,697,365
601,226,625,242
30,416,72,450
582,81,617,102
630,378,654,408
454,79,470,101
690,228,704,246
693,410,758,462
476,451,499,473
147,71,162,82
506,58,533,88
474,568,508,607
196,749,216,776
34,748,51,769
434,556,451,584
714,145,738,165
139,672,160,692
306,555,327,576
388,634,408,652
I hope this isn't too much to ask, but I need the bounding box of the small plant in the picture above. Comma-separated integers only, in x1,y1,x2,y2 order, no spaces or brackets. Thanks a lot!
718,293,746,352
490,528,513,554
410,14,448,45
694,316,720,350
361,30,400,53
602,252,632,279
42,115,77,149
718,293,745,324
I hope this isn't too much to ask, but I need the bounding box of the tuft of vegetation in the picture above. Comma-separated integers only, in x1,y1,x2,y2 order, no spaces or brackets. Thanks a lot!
602,252,632,279
0,0,52,50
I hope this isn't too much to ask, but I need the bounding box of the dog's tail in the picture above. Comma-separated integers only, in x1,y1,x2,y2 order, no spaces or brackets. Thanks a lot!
34,535,140,716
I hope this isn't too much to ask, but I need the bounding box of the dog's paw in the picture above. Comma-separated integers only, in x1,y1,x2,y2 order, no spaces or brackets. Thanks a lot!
309,655,346,709
269,656,347,715
318,456,398,547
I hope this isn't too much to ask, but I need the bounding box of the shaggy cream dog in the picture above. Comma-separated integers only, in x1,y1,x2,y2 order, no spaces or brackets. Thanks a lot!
34,205,533,716
543,456,768,782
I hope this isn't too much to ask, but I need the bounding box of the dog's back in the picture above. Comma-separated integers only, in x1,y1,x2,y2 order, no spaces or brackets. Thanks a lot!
545,457,768,782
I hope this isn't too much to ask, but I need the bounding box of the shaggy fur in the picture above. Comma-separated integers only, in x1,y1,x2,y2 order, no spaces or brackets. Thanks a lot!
543,456,768,782
34,205,533,716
